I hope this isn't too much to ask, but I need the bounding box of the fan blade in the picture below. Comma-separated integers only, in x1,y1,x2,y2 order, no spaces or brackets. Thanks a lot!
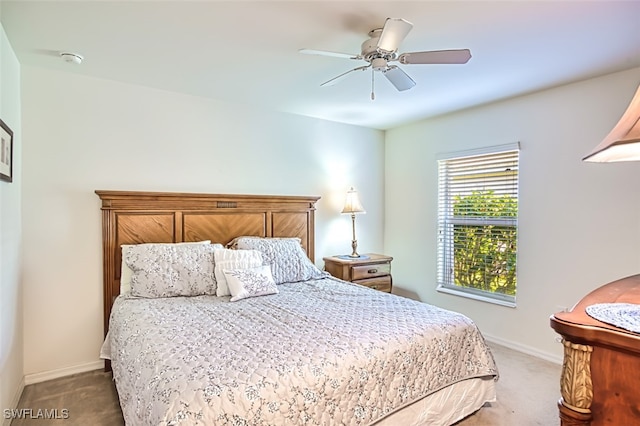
398,49,472,65
377,18,413,53
321,65,370,87
382,65,416,91
299,48,360,60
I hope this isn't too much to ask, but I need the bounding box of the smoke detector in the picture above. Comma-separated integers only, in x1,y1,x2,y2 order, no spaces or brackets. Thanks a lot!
60,52,83,64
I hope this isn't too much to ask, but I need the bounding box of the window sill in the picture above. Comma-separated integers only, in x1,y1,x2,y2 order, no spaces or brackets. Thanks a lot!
437,285,516,308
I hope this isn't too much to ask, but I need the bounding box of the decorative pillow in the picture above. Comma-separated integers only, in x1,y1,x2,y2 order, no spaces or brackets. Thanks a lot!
213,248,264,297
223,265,278,302
125,243,217,298
120,241,220,294
230,236,328,284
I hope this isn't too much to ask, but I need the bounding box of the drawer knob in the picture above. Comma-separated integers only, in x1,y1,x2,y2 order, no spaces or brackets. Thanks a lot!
368,268,378,274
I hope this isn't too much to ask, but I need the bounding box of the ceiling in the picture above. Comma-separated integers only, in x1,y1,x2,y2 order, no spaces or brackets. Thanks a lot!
2,1,640,130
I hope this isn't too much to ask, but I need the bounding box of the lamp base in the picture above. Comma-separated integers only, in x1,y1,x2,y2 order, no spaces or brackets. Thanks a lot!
350,238,359,259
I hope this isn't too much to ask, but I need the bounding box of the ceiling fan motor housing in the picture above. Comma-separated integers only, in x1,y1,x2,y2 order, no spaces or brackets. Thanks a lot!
361,29,397,62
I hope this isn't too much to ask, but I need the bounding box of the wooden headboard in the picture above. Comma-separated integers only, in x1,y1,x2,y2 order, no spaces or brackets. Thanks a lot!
96,190,320,340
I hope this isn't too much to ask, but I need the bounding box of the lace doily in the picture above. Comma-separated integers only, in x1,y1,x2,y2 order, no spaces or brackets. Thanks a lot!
585,303,640,333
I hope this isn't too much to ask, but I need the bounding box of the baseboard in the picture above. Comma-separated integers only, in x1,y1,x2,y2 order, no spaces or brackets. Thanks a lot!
484,333,563,365
3,376,25,426
24,360,104,386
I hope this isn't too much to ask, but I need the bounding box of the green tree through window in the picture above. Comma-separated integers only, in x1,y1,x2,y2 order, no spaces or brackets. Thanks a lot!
452,190,517,295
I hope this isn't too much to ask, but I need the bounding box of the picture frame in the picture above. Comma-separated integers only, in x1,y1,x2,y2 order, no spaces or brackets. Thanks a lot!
0,118,13,183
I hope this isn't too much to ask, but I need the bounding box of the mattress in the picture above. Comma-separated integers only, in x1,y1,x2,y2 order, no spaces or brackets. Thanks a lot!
107,277,498,425
374,376,496,426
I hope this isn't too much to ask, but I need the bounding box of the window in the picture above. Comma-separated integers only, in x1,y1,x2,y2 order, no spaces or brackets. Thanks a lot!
437,143,519,306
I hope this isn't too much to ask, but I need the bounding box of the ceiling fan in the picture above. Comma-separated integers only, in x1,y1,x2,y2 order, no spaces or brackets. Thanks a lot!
300,18,471,100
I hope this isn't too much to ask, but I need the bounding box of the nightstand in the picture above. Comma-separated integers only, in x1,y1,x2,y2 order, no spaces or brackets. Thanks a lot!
323,253,393,293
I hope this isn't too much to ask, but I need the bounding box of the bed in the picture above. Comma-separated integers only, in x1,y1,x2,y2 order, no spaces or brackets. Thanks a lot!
97,190,498,426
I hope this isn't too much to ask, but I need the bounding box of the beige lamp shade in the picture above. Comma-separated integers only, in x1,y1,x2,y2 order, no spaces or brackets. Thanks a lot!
341,187,366,214
583,84,640,162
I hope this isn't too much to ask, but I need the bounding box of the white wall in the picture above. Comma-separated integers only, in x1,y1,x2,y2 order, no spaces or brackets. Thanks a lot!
16,43,640,384
0,19,23,420
385,68,640,362
21,66,385,379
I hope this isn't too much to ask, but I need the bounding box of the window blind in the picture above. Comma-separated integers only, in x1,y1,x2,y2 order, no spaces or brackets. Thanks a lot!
437,145,519,304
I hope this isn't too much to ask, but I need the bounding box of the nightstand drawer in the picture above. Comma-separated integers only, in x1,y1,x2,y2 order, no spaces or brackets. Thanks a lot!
354,276,392,292
323,254,393,294
352,263,391,280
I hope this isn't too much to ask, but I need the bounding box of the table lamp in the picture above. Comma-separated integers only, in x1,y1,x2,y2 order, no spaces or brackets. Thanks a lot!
341,187,366,258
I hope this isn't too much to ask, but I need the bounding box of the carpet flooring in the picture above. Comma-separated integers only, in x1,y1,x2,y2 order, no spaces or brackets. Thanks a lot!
11,342,561,425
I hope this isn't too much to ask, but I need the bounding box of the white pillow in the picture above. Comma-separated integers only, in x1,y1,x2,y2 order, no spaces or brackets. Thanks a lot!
213,248,264,297
125,243,217,298
231,237,327,284
120,241,219,294
224,265,278,302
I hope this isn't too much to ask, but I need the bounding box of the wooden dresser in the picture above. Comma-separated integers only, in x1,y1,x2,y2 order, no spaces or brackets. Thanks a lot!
323,253,393,293
549,274,640,426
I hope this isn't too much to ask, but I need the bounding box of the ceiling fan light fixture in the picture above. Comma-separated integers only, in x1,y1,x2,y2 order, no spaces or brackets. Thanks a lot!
371,58,387,71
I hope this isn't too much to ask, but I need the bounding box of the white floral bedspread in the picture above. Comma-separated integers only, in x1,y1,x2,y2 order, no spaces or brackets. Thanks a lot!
109,277,498,425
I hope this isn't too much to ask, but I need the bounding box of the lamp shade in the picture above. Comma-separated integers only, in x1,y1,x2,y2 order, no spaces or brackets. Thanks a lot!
583,84,640,162
341,187,366,214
